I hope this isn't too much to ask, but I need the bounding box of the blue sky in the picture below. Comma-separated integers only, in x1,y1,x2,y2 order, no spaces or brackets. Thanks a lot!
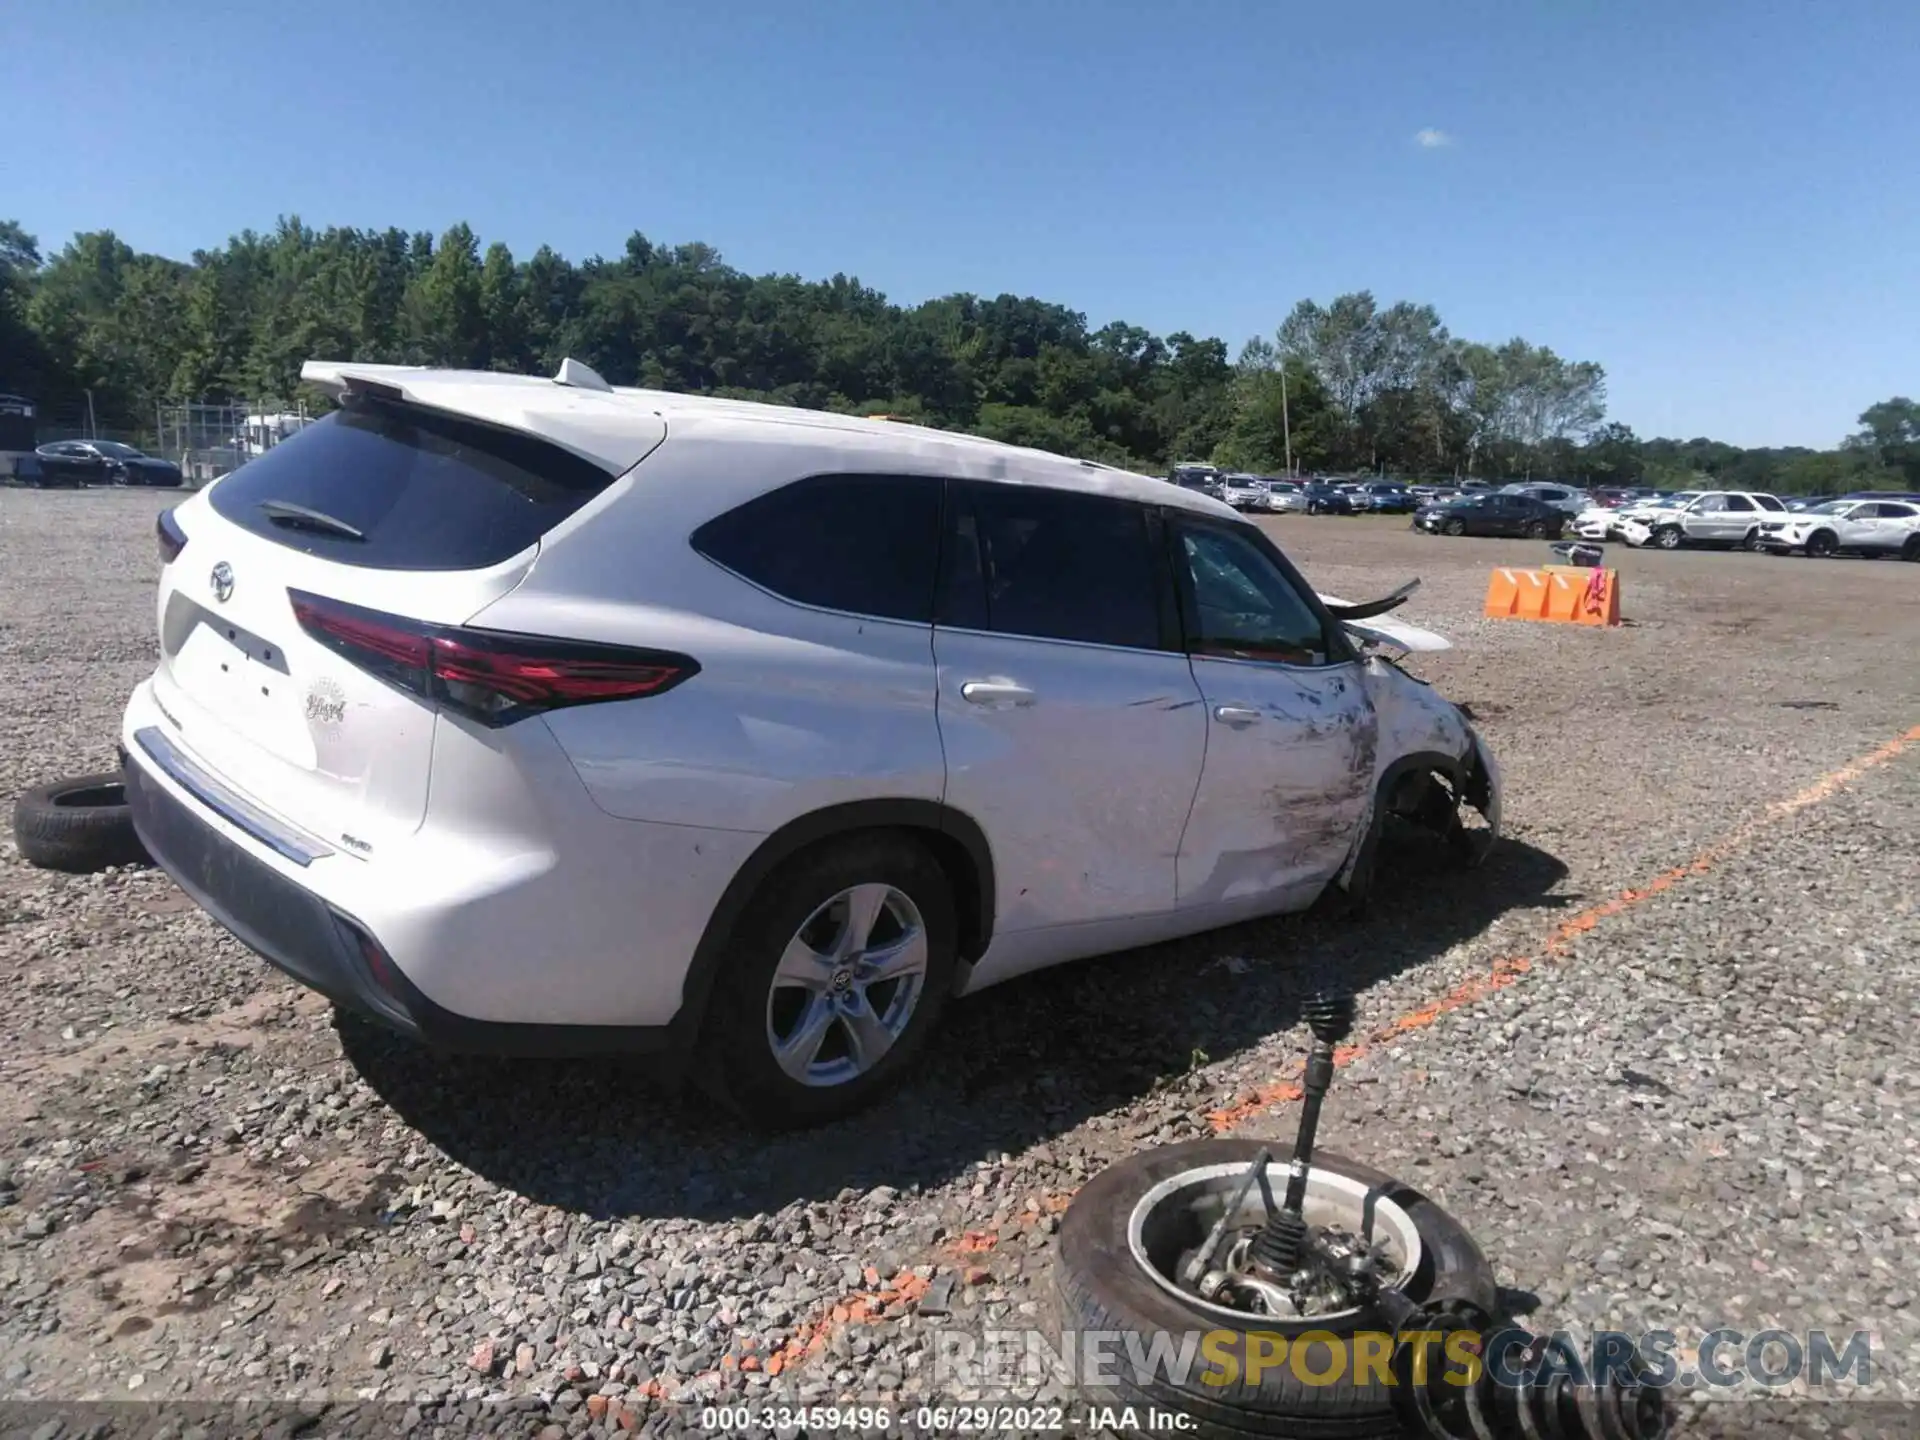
9,0,1917,447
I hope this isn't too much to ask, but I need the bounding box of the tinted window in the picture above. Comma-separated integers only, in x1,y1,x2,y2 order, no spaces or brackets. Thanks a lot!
1174,522,1335,667
1887,504,1920,519
1755,495,1785,511
1724,495,1755,512
939,484,1162,649
694,473,941,623
208,399,619,572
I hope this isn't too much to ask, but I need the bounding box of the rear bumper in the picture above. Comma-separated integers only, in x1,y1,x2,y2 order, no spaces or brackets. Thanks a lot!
125,748,421,1035
122,714,691,1059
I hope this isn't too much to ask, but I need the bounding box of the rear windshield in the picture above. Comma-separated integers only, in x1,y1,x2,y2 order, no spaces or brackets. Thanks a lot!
207,398,618,571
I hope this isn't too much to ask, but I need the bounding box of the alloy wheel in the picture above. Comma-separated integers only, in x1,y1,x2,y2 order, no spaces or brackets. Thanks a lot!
764,883,929,1087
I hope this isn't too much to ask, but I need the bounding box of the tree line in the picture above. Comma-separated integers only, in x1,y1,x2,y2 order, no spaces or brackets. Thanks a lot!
2,217,1913,493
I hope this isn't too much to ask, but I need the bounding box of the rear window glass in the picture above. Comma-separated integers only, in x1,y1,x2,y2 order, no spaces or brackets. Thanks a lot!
207,399,618,571
691,473,942,623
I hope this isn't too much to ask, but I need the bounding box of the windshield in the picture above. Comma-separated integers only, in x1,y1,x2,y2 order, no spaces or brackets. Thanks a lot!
1802,502,1853,516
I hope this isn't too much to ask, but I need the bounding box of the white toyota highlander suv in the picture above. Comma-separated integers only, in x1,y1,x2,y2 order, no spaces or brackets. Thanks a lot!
121,360,1501,1128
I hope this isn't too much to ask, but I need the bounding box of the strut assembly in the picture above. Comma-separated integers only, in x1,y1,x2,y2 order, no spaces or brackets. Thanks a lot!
1168,992,1669,1440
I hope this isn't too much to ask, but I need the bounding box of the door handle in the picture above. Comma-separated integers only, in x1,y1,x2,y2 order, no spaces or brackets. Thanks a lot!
961,680,1036,708
1214,705,1262,727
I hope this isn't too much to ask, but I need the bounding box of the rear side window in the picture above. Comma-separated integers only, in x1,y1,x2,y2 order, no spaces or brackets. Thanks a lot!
939,483,1164,650
692,473,941,623
208,399,619,571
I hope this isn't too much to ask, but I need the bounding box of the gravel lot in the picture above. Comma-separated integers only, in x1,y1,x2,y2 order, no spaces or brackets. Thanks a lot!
2,489,1917,1437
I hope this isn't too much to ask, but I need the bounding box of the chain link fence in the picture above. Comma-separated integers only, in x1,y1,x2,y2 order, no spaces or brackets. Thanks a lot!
154,402,315,486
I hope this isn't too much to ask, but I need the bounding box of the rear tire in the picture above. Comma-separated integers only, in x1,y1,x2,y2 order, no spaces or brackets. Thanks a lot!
12,773,149,873
697,832,957,1130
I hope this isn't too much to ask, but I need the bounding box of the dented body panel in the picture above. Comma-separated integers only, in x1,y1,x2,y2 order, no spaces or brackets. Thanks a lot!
1174,658,1376,917
958,642,1504,996
1333,655,1504,890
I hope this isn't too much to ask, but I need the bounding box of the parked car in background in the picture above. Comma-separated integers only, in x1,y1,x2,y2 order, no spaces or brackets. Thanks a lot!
1498,482,1591,516
1619,490,1789,550
1260,480,1309,513
1571,504,1624,542
120,357,1503,1128
36,440,185,487
1301,482,1357,515
1415,492,1566,539
1356,482,1415,513
1589,488,1640,509
1785,495,1836,512
1169,463,1225,500
1757,499,1920,559
1220,473,1269,511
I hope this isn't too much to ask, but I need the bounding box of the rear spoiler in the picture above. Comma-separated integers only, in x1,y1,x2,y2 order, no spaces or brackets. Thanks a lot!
1316,580,1452,653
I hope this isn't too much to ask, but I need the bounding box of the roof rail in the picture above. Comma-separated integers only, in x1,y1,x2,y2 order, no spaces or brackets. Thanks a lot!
554,358,613,393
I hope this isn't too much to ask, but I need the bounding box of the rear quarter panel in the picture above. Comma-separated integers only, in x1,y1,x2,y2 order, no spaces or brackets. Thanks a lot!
467,423,950,836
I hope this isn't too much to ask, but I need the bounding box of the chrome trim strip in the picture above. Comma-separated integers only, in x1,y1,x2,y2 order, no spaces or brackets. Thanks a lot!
132,725,333,867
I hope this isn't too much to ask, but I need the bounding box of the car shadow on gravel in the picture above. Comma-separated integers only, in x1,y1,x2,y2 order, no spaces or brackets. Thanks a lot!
339,831,1569,1223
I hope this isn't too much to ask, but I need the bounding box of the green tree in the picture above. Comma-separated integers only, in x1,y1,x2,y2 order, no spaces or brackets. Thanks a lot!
1848,398,1920,486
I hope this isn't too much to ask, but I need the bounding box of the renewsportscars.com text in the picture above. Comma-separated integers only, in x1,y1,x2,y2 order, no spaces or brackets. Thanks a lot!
933,1326,1874,1393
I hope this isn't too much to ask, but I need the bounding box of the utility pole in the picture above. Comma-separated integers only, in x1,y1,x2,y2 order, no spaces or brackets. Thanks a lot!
1280,365,1293,476
84,389,97,440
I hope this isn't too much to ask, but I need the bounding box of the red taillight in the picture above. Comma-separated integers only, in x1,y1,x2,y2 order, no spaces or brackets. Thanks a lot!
288,589,697,726
157,508,187,564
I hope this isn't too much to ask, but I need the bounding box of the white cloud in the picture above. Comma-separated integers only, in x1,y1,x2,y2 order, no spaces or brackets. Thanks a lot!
1414,128,1455,149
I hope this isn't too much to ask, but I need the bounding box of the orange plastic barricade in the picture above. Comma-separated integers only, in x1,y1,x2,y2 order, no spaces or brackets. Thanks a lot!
1482,565,1620,627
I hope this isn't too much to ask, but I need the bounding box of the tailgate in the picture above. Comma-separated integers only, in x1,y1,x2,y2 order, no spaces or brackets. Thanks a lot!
153,514,533,850
149,394,637,852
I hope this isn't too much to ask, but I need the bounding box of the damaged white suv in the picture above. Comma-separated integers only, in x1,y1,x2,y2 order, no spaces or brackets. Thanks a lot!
121,361,1501,1127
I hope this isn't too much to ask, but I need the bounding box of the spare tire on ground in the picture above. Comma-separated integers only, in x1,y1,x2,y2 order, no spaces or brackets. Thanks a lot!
12,772,149,873
1053,1138,1498,1439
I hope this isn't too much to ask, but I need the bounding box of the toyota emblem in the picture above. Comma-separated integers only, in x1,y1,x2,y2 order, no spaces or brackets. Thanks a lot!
210,561,234,603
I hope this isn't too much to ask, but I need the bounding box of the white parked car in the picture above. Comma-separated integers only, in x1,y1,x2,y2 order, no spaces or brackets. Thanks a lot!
1570,506,1619,541
120,359,1502,1127
1220,473,1269,510
1756,498,1920,559
1621,490,1789,550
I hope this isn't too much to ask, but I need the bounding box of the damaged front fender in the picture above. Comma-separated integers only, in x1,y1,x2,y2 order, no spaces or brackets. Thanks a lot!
1335,656,1503,896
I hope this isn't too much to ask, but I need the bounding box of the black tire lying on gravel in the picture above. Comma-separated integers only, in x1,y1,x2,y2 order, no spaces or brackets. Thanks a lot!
12,772,149,872
1054,1138,1497,1439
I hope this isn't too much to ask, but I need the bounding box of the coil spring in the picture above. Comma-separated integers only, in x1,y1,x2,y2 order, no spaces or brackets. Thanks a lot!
1389,1298,1671,1440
